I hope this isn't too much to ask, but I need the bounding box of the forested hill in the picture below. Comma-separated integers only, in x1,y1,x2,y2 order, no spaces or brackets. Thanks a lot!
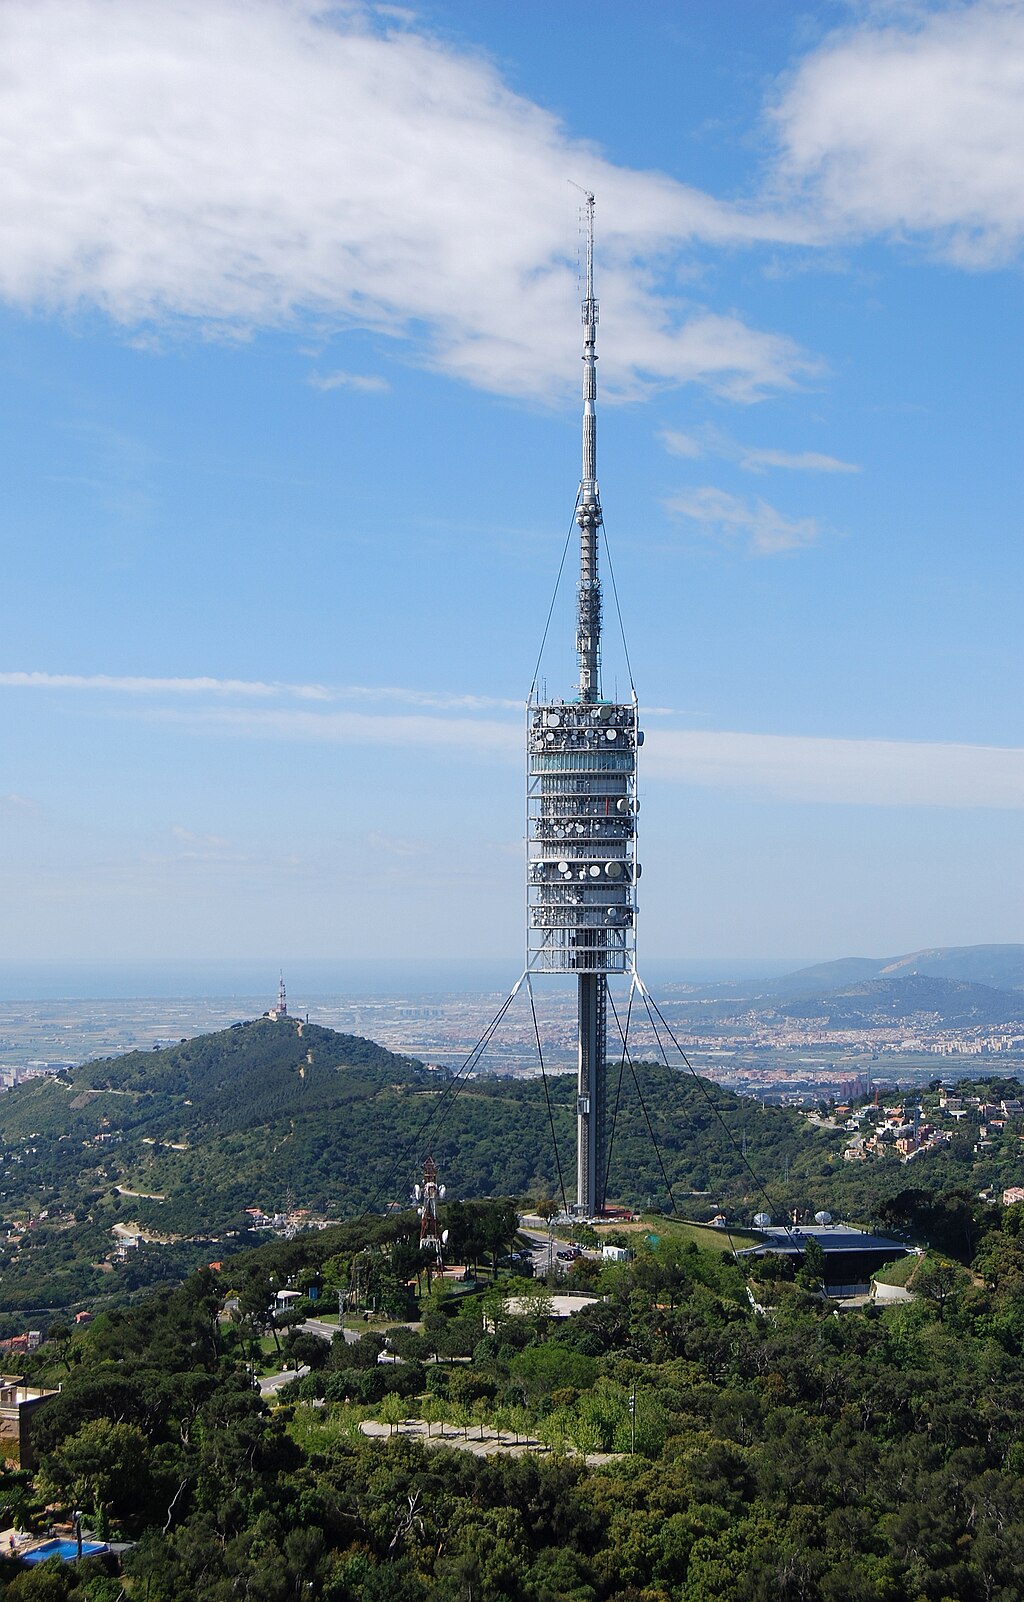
777,974,1024,1028
0,1017,428,1144
14,1197,1024,1599
0,1018,848,1240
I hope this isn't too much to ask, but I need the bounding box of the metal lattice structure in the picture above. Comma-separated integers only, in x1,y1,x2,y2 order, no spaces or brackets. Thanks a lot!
415,1156,446,1271
527,194,642,1217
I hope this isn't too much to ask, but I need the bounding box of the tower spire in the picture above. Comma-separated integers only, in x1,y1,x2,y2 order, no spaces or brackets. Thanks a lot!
576,191,602,704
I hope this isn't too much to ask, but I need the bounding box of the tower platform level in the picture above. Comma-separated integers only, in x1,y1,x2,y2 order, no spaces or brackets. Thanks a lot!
527,697,640,976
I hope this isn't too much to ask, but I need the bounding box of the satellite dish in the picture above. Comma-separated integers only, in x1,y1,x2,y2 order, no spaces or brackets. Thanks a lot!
545,712,561,728
814,1210,833,1225
605,861,623,879
414,1185,421,1200
558,860,570,874
441,1229,449,1244
753,1212,772,1228
616,799,630,813
605,729,617,741
598,704,613,721
637,730,645,745
589,864,602,878
439,1186,446,1199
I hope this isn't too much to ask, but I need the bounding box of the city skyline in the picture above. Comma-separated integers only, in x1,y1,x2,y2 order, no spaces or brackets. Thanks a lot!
2,0,1023,964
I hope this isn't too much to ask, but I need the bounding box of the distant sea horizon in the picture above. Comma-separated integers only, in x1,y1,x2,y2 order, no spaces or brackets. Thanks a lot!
0,956,812,1003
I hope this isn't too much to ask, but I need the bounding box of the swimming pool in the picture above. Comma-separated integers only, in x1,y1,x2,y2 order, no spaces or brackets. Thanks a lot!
22,1538,109,1563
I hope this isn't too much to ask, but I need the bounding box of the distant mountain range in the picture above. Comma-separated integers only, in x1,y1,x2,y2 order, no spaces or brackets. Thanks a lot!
664,945,1024,1029
772,944,1024,996
776,975,1024,1030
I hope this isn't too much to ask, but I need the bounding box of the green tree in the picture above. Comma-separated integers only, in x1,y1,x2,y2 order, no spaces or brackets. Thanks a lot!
915,1256,970,1322
39,1417,150,1526
798,1236,826,1290
237,1268,279,1357
378,1392,405,1438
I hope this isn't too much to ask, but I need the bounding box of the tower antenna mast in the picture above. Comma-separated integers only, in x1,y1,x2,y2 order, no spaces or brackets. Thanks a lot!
577,189,601,702
527,193,641,1217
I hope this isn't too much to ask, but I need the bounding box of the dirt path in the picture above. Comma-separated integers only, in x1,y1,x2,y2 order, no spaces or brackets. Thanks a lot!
359,1418,621,1466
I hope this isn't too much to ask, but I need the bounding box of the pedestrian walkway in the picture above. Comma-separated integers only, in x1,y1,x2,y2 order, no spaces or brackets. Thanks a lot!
359,1417,620,1466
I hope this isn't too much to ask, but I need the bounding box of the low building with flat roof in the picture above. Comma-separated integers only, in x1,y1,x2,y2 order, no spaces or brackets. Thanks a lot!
739,1224,907,1297
0,1376,60,1470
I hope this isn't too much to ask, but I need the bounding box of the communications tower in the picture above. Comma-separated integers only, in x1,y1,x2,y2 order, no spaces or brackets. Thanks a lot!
415,1156,448,1275
527,194,641,1216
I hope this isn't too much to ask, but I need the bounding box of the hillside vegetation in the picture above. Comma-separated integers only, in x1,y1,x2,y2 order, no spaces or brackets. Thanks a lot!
2,1020,1023,1322
0,1018,841,1237
6,1193,1024,1598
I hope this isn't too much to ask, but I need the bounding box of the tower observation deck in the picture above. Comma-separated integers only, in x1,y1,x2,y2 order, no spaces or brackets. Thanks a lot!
527,194,642,1217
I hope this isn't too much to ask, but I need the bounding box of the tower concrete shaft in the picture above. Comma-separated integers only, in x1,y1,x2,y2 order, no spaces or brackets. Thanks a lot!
576,969,607,1213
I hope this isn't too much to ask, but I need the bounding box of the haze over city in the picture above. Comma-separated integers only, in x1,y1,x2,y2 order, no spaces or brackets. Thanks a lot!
2,0,1022,970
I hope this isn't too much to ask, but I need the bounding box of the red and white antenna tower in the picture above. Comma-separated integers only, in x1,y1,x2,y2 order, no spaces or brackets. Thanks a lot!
415,1156,448,1273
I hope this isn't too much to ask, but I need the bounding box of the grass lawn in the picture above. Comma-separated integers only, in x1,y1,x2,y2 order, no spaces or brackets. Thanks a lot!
286,1401,367,1452
873,1250,924,1287
633,1215,762,1252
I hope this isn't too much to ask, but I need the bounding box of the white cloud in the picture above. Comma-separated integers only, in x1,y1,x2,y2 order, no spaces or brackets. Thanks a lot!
145,701,1024,811
308,369,390,393
154,705,523,759
771,1,1024,264
9,664,1021,811
0,792,43,818
665,485,825,554
659,430,704,460
0,670,521,710
366,830,426,857
0,670,297,697
646,728,1024,810
660,427,859,475
0,0,813,402
170,824,231,851
739,446,859,474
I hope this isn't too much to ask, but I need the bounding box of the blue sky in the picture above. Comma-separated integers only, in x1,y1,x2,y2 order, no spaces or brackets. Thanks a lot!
1,0,1022,968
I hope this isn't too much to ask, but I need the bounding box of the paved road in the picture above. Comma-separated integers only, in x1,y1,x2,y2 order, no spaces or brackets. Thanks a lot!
301,1317,353,1342
520,1227,600,1277
520,1228,556,1277
298,1317,423,1345
258,1365,308,1395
